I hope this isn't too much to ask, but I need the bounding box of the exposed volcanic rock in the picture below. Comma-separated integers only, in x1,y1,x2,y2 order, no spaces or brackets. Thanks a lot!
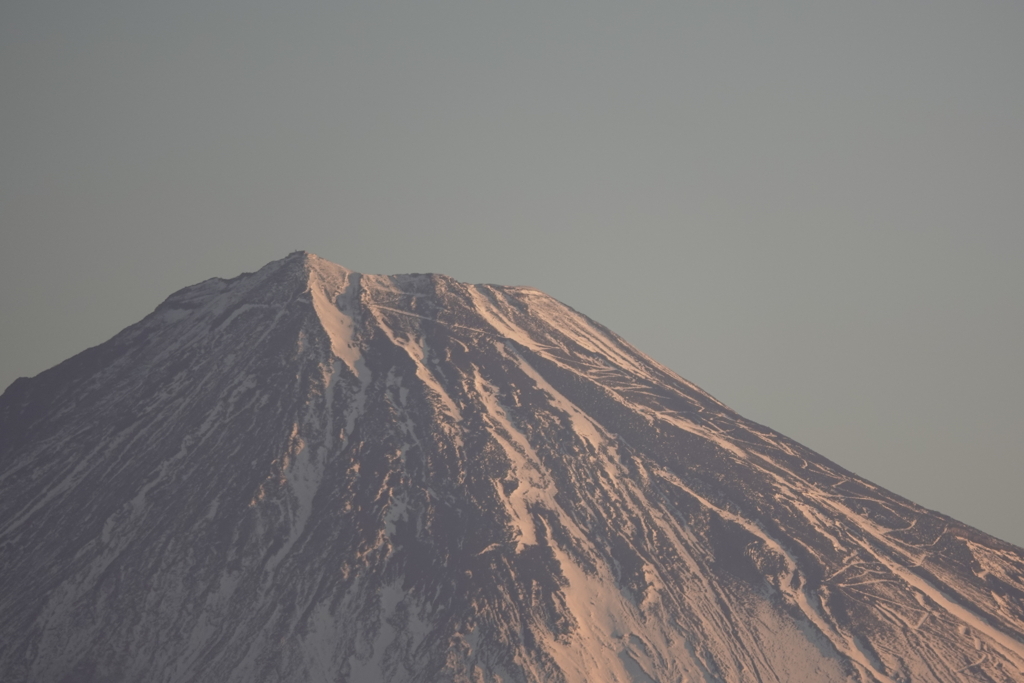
2,252,1023,682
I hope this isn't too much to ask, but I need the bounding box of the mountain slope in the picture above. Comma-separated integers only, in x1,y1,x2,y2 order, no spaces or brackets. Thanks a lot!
1,251,1022,683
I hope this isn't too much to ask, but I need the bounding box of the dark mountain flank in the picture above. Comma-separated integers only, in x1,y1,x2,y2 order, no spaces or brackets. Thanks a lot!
2,252,1023,682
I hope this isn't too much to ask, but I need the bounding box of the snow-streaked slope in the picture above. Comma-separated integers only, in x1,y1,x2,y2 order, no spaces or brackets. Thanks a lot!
1,251,1022,683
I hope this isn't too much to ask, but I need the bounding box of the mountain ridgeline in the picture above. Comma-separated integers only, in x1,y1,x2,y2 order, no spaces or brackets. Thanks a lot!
2,252,1023,682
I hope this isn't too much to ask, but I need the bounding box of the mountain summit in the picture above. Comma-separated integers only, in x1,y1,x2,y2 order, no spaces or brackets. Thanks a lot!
2,252,1023,682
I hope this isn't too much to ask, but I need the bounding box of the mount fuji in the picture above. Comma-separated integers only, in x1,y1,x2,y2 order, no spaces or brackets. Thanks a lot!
1,252,1022,682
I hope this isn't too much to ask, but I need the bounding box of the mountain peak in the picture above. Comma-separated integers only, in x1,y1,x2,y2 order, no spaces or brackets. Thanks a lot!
288,249,351,277
2,255,1023,683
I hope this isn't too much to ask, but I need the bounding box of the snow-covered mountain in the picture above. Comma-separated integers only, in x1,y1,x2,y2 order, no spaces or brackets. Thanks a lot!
2,251,1022,683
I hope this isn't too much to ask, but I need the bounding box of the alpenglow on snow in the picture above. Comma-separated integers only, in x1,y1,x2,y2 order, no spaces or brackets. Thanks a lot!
1,252,1023,683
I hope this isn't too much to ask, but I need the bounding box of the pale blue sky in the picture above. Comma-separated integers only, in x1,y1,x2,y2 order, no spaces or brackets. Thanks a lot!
2,0,1022,544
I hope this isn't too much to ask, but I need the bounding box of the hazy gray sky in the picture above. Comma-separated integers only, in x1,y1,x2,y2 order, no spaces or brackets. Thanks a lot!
2,0,1022,545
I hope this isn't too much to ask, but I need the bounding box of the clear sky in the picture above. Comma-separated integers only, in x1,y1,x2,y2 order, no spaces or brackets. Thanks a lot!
2,0,1022,546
